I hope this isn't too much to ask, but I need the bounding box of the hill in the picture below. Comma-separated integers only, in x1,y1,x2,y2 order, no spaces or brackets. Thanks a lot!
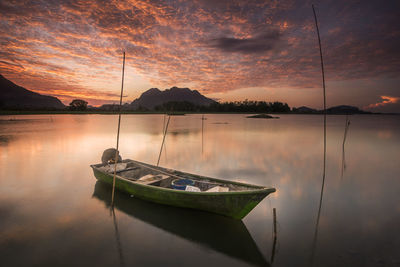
127,87,216,110
0,74,65,109
326,105,370,114
292,106,318,113
293,105,370,114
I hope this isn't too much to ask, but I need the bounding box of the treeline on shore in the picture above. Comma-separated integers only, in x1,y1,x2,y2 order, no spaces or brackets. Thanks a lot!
0,100,291,113
153,100,291,113
99,100,292,113
1,99,373,115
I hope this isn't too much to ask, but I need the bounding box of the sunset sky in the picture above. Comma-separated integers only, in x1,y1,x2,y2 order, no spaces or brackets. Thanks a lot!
1,0,399,112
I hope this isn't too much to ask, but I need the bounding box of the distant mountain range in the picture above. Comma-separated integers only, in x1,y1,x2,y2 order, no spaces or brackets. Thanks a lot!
292,105,370,114
0,74,374,114
0,74,65,109
127,87,216,110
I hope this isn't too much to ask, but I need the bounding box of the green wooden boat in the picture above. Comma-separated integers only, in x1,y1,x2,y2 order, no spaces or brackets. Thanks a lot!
92,181,271,266
90,159,276,219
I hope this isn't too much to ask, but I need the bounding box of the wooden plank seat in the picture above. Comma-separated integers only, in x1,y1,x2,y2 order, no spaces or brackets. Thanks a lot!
136,174,171,185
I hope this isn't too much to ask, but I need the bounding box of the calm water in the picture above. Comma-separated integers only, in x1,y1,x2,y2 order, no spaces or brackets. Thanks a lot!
0,114,399,266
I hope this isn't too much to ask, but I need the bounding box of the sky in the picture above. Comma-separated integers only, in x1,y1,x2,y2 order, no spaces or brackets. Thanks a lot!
0,0,399,112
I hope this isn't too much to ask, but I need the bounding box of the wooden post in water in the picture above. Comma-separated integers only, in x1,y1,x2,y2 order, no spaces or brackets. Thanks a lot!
111,52,126,206
271,208,277,263
273,208,277,237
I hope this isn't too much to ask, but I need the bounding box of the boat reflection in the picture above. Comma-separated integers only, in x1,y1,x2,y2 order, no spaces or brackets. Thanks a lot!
92,181,270,267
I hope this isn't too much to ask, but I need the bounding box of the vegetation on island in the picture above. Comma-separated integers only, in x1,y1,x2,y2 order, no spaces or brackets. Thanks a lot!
69,99,88,111
246,114,279,119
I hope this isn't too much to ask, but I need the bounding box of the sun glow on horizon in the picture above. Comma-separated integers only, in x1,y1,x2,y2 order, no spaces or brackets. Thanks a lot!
1,0,399,111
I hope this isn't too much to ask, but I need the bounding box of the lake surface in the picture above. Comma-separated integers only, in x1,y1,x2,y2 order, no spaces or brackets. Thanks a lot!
0,114,399,266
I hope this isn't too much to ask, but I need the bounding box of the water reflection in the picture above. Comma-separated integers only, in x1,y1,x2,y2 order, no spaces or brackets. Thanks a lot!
309,105,329,266
341,116,351,180
111,207,125,267
201,114,205,156
0,135,14,146
1,114,399,266
309,136,327,266
93,181,270,267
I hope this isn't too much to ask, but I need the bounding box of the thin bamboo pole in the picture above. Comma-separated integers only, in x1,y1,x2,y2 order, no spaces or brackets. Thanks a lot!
163,113,166,132
310,5,327,266
312,4,327,190
342,115,350,148
157,116,170,166
271,208,277,264
201,114,204,155
273,208,277,237
163,113,167,160
111,52,126,206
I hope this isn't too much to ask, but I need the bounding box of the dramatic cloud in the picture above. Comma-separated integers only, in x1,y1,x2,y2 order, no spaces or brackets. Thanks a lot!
367,96,399,108
365,96,400,113
209,29,281,53
0,0,399,109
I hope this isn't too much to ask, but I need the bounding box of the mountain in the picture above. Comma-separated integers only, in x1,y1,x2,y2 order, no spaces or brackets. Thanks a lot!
0,74,65,109
128,87,216,110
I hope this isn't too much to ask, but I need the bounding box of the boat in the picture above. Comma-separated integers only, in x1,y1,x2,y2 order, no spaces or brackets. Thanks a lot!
90,159,276,219
92,181,271,266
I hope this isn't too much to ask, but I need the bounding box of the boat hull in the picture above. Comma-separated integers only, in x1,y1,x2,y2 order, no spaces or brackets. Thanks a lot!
92,180,271,266
91,161,275,219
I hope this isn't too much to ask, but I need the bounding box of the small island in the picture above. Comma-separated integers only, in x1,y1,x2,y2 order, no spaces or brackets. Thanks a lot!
246,114,279,119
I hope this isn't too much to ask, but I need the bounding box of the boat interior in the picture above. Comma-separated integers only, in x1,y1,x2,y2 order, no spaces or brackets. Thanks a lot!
95,160,257,192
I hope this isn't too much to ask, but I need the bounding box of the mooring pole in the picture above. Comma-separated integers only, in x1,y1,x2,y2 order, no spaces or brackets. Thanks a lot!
201,114,204,155
157,115,170,166
273,208,277,237
271,208,277,263
310,5,327,265
111,51,126,206
312,4,327,186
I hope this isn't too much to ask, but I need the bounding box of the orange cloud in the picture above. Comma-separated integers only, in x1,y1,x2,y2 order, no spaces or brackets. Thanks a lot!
0,0,399,108
366,96,400,109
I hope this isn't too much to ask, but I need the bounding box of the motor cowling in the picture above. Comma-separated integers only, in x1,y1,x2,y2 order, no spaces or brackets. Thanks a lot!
101,148,122,164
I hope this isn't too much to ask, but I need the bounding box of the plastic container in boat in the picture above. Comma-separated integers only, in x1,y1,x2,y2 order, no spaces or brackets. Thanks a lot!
171,178,194,190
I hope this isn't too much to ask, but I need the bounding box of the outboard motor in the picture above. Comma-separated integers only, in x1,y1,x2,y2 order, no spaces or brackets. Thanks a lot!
101,148,122,165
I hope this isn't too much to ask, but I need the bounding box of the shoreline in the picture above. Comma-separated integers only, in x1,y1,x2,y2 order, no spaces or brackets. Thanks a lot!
0,110,398,116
